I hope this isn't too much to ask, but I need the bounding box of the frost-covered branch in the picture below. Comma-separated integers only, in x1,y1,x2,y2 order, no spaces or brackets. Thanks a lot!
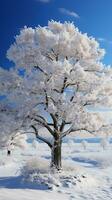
61,123,112,139
61,127,96,138
34,65,48,76
31,118,55,137
59,120,66,132
50,113,58,131
31,125,52,148
61,77,68,93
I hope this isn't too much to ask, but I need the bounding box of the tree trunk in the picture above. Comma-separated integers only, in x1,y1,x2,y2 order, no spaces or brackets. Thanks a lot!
7,150,11,156
51,139,62,171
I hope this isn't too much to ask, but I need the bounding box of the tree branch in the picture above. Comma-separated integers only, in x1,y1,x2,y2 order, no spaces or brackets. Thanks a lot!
50,113,58,131
61,77,67,93
44,89,48,108
53,81,79,95
32,118,55,137
45,53,54,61
84,69,102,73
83,100,96,107
47,123,54,126
61,127,96,138
34,66,48,76
60,120,65,132
51,48,58,61
36,115,47,122
31,125,52,148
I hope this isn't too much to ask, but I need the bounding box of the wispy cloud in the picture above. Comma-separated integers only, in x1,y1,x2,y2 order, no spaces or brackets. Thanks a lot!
59,8,80,19
98,37,112,44
35,0,51,3
98,38,106,42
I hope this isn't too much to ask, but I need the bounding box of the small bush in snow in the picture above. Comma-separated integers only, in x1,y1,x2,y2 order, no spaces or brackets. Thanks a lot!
81,140,88,150
68,139,74,146
67,139,75,152
100,137,109,150
21,158,50,176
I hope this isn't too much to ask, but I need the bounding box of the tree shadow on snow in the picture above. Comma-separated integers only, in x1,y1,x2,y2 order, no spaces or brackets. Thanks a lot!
72,157,98,168
0,176,48,190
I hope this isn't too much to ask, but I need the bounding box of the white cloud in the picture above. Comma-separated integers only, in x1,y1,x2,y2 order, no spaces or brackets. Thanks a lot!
98,37,112,45
59,8,80,18
98,38,106,42
35,0,51,3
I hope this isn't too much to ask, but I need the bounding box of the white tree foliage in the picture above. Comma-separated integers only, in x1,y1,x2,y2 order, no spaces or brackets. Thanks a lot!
7,131,28,150
0,21,112,158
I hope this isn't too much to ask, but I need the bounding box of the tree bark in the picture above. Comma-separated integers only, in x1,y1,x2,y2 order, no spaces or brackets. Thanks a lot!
51,139,62,171
7,150,11,156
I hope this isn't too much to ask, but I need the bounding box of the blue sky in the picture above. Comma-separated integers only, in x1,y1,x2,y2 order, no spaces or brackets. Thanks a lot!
1,0,112,68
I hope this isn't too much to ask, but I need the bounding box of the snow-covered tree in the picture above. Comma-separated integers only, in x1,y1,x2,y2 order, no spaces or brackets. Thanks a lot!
1,21,112,170
81,140,88,150
100,137,109,150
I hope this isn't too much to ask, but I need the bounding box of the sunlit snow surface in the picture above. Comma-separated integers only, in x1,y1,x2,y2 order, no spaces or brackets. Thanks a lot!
0,139,112,200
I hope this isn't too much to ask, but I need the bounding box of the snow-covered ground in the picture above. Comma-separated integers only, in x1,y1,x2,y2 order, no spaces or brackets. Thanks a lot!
0,138,112,200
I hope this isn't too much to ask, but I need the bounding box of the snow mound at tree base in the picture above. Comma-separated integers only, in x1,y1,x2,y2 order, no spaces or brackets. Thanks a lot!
21,158,98,191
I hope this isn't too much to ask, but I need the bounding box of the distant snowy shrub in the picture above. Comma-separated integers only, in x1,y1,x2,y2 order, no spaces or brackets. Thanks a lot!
67,139,75,152
81,140,88,150
100,137,109,150
68,139,74,146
